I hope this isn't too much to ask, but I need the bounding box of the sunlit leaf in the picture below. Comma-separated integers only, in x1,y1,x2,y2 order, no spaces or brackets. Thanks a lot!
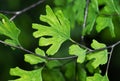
87,39,108,68
32,5,71,55
87,73,109,81
24,48,46,65
0,14,20,46
69,44,86,63
9,67,43,81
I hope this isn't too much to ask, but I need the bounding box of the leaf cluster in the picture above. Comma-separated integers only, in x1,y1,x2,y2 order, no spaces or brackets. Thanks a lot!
0,0,119,81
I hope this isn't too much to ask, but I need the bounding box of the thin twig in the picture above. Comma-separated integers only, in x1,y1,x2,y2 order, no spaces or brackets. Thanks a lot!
0,0,45,21
105,47,114,75
70,38,92,51
81,0,90,40
105,41,120,74
86,45,111,54
0,40,77,60
0,40,48,60
87,41,120,54
0,11,17,14
0,39,120,68
83,40,120,75
48,56,77,60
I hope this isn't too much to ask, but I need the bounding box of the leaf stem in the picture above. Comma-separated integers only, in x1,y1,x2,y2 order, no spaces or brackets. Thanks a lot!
105,47,114,75
70,38,92,51
105,41,120,75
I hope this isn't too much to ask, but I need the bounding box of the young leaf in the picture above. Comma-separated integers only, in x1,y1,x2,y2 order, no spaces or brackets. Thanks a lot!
69,44,86,63
87,39,108,68
24,48,46,65
87,73,109,81
32,5,71,55
0,14,20,46
96,16,115,37
86,60,101,73
9,67,43,81
83,0,99,35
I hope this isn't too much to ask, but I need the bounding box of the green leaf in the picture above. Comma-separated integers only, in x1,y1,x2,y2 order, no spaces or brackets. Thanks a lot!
32,5,71,55
24,48,46,65
69,44,86,63
96,0,120,37
83,0,99,35
72,0,86,24
77,64,87,81
87,73,109,81
87,39,108,68
0,14,20,46
54,0,86,27
9,67,43,81
96,16,115,37
46,60,62,69
101,0,120,15
86,60,101,73
63,61,76,81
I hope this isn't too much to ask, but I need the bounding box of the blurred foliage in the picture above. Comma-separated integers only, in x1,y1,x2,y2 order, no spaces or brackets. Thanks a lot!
0,0,120,81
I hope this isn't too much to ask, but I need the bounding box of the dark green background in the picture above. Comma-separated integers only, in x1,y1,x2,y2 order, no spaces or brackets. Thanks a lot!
0,0,120,81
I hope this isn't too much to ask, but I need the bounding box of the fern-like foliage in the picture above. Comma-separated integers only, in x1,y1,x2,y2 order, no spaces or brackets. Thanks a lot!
87,73,109,81
69,44,86,63
54,0,116,37
54,0,86,27
0,14,20,46
32,5,71,55
9,48,45,81
86,39,108,73
10,67,43,81
0,2,114,80
9,5,71,81
7,5,110,81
